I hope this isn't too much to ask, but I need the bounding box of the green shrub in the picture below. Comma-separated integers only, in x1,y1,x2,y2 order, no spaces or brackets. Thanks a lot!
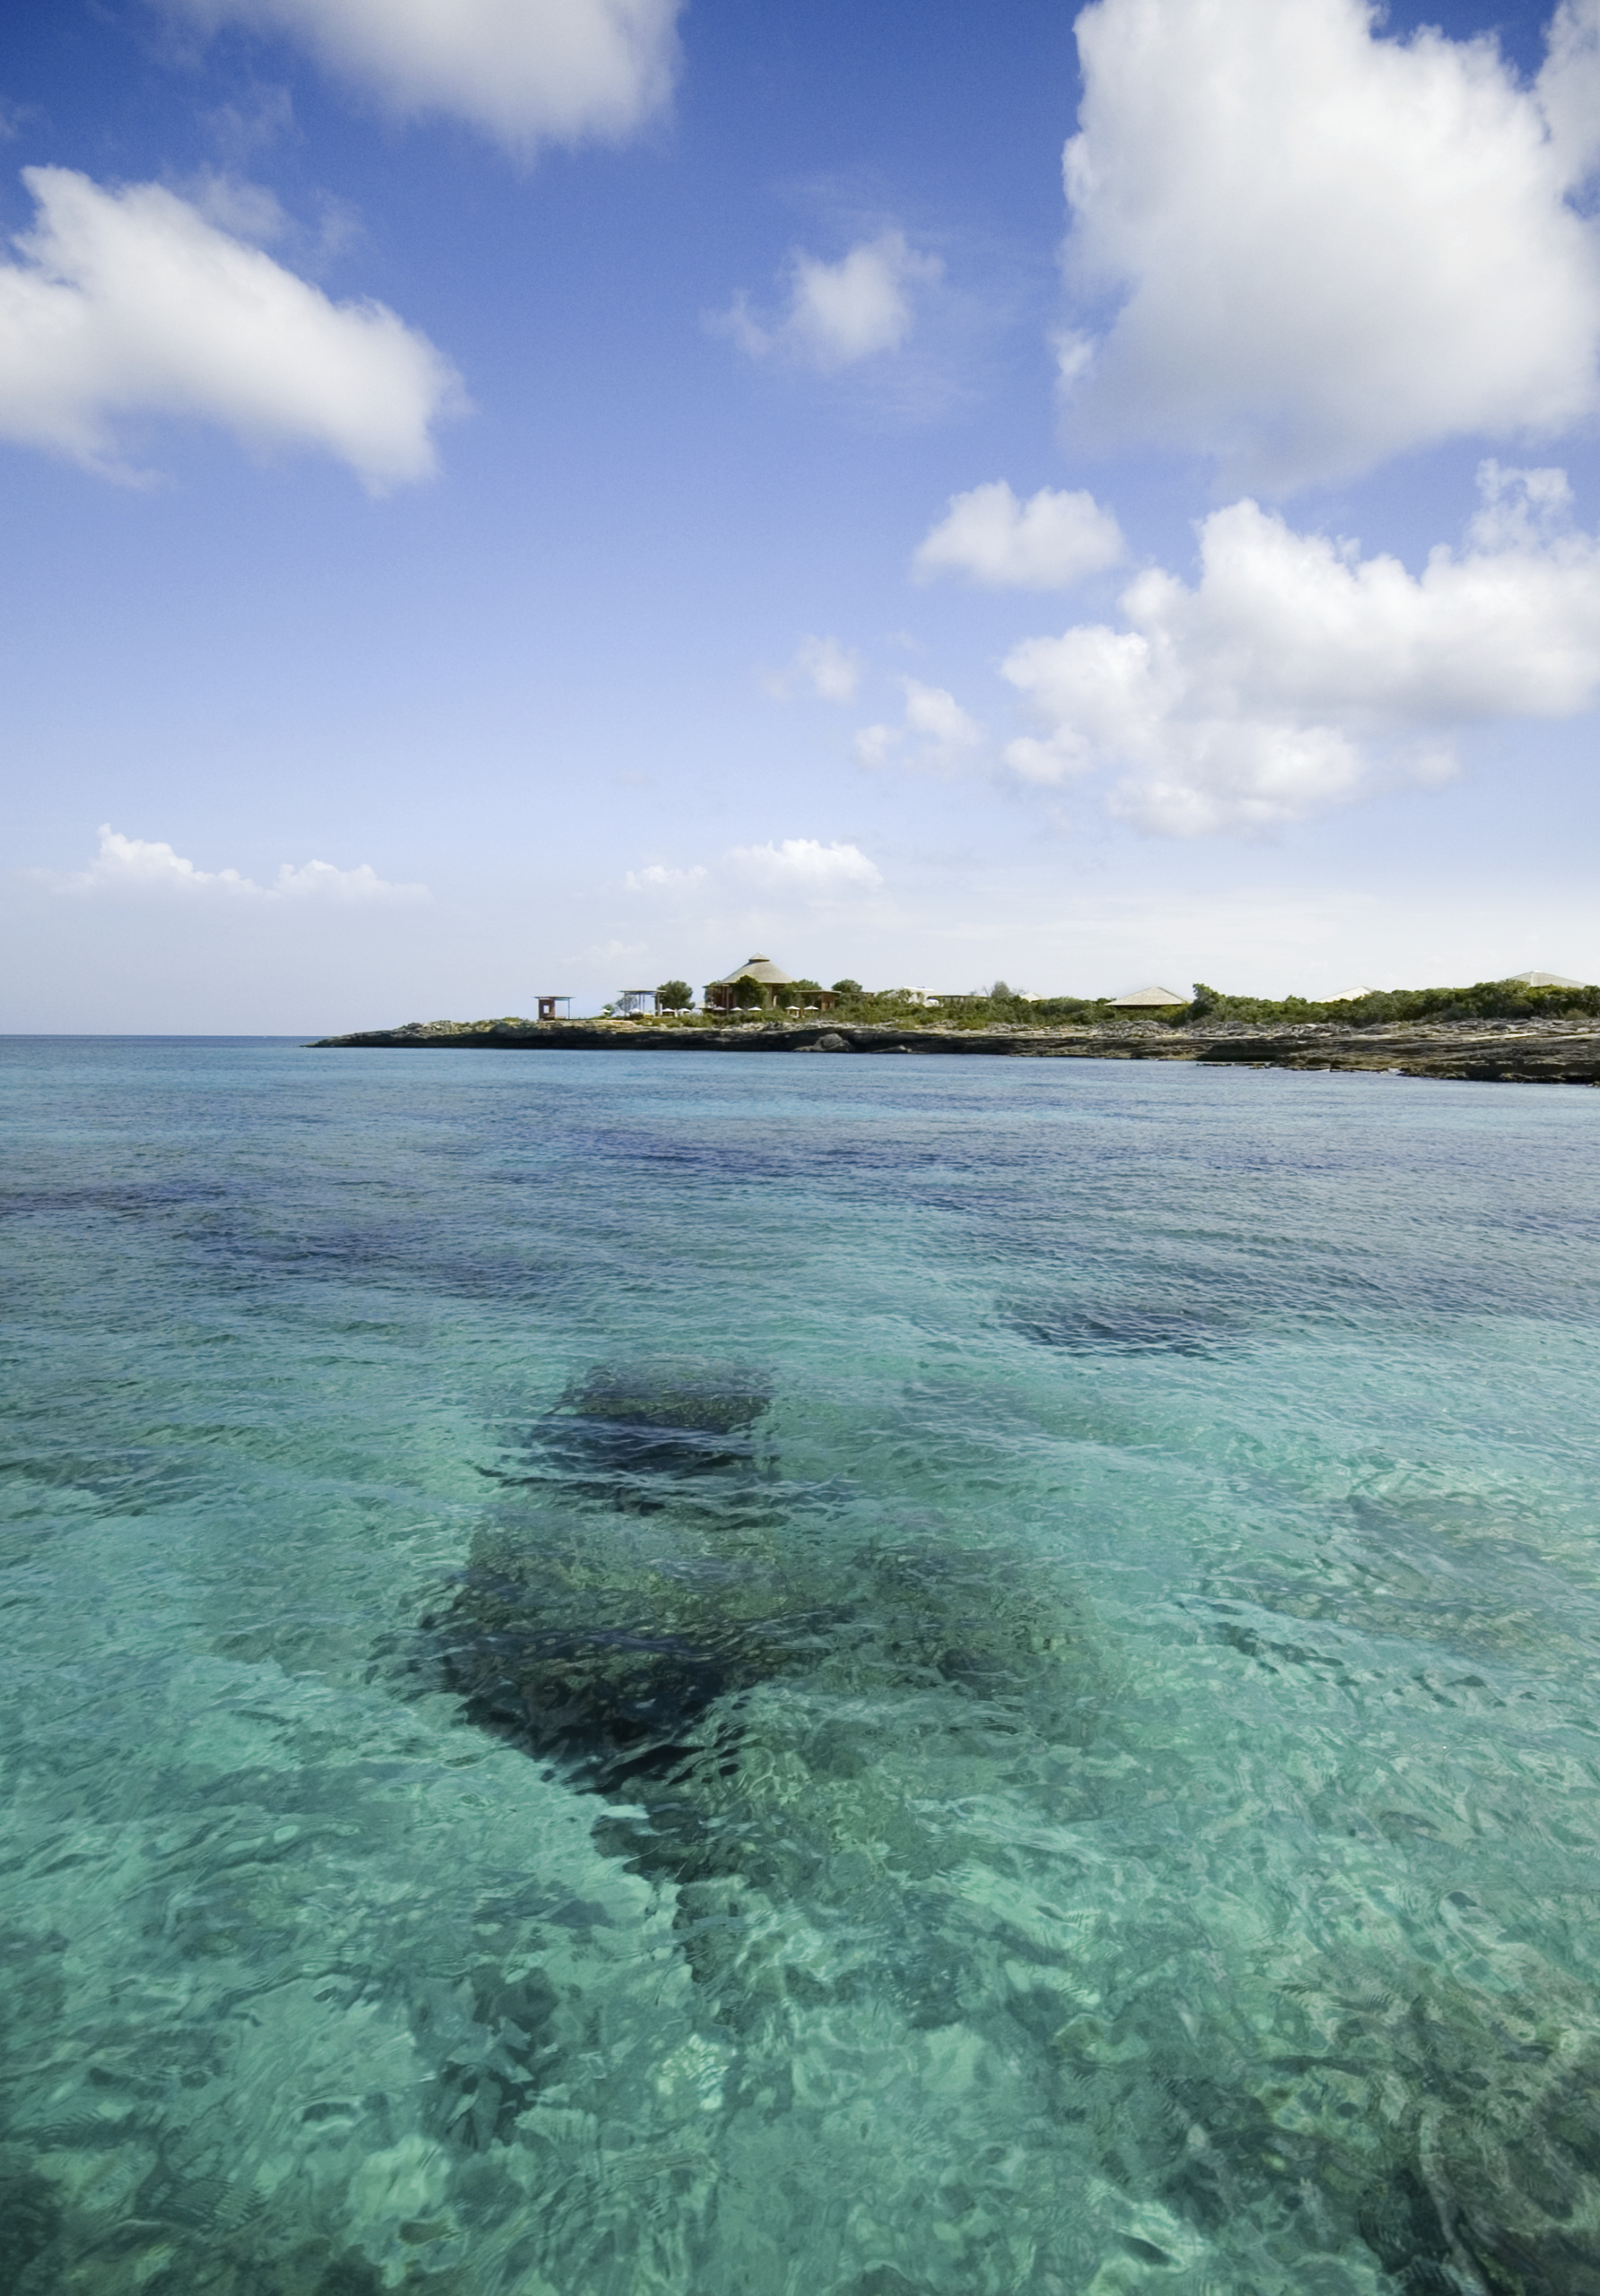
1186,979,1600,1026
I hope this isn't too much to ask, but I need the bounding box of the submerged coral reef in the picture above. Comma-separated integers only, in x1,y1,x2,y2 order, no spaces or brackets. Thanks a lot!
415,1358,1600,2296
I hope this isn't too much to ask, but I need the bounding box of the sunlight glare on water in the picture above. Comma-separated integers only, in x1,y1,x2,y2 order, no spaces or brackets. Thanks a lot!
3,1037,1599,2296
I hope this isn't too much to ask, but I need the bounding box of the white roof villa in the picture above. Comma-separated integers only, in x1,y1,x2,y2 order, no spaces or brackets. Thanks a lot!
1111,985,1188,1008
1509,969,1585,987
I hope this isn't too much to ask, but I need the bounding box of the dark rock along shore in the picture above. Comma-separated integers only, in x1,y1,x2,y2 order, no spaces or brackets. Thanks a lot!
310,1016,1600,1085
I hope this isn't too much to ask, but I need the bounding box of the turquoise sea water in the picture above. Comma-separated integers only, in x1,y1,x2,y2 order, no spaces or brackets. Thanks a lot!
4,1037,1600,2296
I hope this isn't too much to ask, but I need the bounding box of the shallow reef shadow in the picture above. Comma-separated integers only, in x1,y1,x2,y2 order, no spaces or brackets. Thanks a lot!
407,1355,1600,2295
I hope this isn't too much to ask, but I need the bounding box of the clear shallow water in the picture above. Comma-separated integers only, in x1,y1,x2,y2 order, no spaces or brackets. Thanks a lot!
3,1038,1599,2296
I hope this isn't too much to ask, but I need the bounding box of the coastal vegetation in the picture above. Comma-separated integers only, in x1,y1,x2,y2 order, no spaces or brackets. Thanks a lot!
747,973,1600,1030
345,975,1598,1044
317,986,1600,1083
1187,977,1600,1026
820,979,1122,1027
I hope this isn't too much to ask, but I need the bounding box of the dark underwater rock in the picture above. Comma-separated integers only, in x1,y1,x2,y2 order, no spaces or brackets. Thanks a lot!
563,1358,773,1436
429,1551,849,1795
438,1604,739,1787
1009,1297,1250,1355
424,1357,1106,1858
537,1357,774,1493
426,1358,796,1789
415,1364,1600,2291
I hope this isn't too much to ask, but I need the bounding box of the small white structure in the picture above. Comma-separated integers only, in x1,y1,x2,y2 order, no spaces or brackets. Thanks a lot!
1111,985,1188,1008
1325,986,1383,1001
1508,969,1585,987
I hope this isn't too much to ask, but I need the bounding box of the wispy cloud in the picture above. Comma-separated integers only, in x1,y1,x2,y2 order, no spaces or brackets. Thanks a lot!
854,677,983,774
727,837,881,890
627,837,882,896
762,633,863,703
202,83,296,165
713,230,942,372
33,825,430,900
625,860,708,891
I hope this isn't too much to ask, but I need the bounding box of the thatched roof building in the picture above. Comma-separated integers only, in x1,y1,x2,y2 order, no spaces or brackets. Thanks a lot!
704,955,831,1013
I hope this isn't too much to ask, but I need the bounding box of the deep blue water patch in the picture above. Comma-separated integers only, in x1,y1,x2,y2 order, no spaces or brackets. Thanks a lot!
3,1038,1600,2294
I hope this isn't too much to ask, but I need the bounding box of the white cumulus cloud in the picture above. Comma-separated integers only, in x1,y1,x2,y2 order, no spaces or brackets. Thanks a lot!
0,167,463,488
714,231,942,372
1062,0,1600,486
627,839,882,895
35,825,430,898
1000,463,1600,834
763,633,863,703
726,838,881,890
913,480,1125,589
854,677,983,773
162,0,681,152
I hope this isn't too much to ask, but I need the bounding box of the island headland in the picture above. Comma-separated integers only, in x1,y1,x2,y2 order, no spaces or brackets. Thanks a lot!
311,970,1600,1085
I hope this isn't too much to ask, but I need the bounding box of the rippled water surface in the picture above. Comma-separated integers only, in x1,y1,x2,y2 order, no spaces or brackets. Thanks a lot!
4,1036,1600,2296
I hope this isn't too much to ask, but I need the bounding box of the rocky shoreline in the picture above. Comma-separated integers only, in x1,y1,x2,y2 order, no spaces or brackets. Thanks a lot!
310,1015,1600,1083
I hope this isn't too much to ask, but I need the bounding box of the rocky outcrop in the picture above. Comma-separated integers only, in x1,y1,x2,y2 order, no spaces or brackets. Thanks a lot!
310,1016,1600,1083
1186,1019,1600,1083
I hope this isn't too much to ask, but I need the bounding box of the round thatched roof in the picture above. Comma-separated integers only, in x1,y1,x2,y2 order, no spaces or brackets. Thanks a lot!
708,955,797,987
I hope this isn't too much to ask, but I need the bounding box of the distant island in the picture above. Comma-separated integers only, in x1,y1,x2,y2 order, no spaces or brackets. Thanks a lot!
310,972,1600,1086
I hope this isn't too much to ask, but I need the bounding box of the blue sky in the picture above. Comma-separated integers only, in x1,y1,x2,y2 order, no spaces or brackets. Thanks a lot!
3,0,1599,1027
